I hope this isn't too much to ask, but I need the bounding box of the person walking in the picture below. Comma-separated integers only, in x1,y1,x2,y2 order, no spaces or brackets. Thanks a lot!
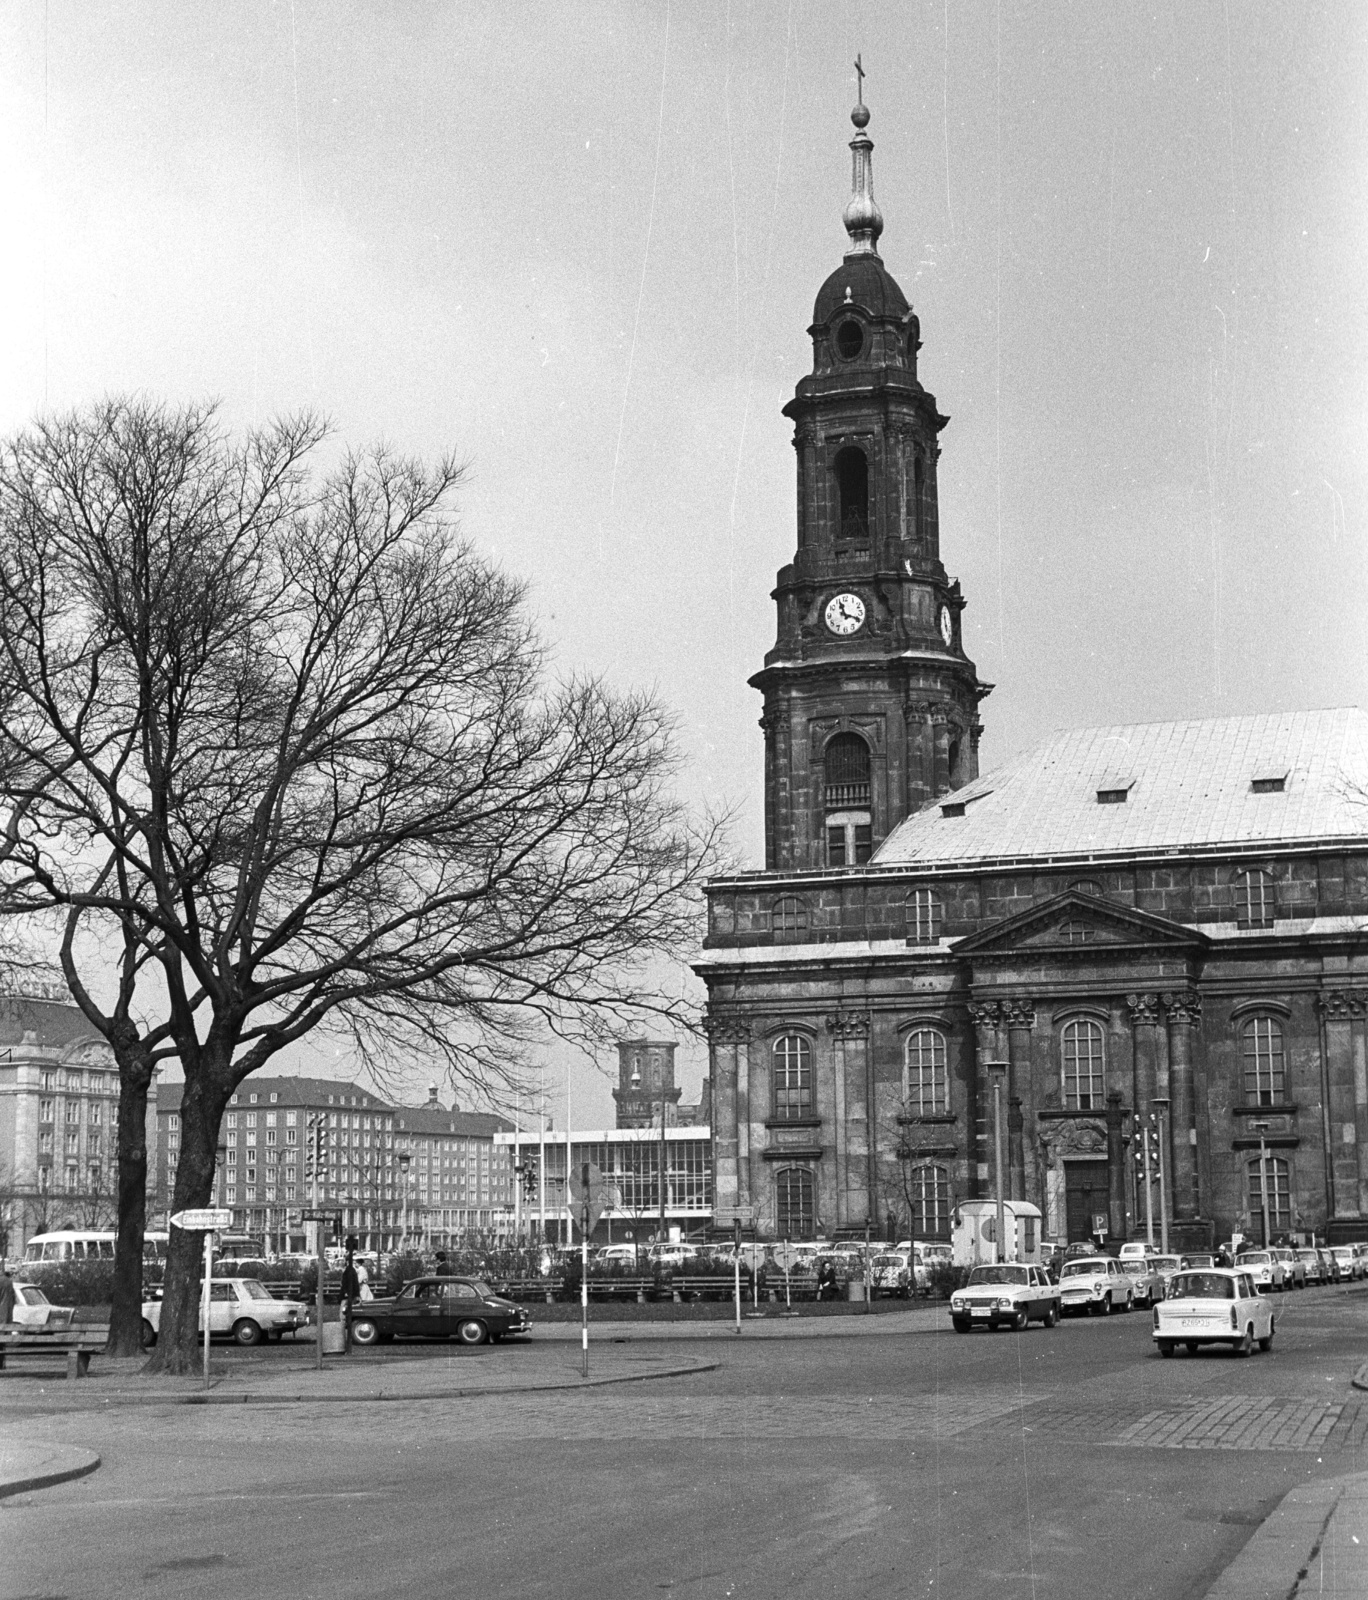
340,1242,360,1354
0,1266,15,1327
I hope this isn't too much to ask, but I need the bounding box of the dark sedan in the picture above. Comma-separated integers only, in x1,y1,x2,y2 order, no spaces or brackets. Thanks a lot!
348,1277,531,1347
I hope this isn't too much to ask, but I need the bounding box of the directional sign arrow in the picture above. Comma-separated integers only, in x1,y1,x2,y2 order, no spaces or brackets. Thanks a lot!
169,1208,233,1230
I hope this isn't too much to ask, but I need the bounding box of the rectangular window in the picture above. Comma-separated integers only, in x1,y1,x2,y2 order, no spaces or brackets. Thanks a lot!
266,1112,277,1127
286,1127,298,1144
39,1099,54,1122
1246,1156,1292,1242
227,1113,237,1128
39,1130,53,1154
41,1070,56,1091
1242,1018,1286,1104
65,1101,81,1123
88,1102,102,1126
88,1131,101,1156
246,1112,257,1128
65,1132,78,1155
908,889,943,946
286,1110,297,1127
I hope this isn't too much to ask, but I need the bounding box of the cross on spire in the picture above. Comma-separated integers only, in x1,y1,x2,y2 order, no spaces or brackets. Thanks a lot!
854,53,866,107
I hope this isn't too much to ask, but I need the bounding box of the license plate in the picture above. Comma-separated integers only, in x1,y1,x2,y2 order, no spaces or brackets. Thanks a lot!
1175,1317,1217,1329
971,1308,991,1318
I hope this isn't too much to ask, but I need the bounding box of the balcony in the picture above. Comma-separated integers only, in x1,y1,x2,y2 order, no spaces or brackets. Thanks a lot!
824,781,870,809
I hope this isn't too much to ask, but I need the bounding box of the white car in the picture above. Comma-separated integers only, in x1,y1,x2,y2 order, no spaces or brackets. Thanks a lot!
1058,1256,1133,1316
1118,1242,1151,1261
869,1251,913,1297
1327,1245,1362,1281
8,1283,75,1328
141,1278,308,1347
1234,1250,1285,1293
1153,1267,1275,1357
593,1244,642,1266
949,1264,1062,1331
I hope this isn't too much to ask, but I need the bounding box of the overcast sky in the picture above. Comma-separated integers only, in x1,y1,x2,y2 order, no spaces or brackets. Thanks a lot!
4,2,1365,1123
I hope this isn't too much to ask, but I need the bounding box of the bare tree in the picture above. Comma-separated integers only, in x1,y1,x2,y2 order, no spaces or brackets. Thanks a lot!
0,399,724,1369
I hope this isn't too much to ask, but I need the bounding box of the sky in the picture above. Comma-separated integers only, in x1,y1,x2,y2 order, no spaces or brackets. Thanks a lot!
3,1,1365,1124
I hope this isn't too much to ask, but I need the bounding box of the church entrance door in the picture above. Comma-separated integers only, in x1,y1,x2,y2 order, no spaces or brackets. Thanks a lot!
1065,1160,1110,1242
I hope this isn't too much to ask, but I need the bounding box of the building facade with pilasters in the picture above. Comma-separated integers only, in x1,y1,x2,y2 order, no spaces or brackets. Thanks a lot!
696,94,1368,1253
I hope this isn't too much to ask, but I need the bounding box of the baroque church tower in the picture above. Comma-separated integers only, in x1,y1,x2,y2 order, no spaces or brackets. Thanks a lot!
752,89,990,871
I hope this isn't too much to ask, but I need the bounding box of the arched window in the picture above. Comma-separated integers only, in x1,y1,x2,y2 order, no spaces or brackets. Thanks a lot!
1246,1155,1291,1244
903,1029,949,1115
907,1164,951,1240
907,888,943,946
834,447,869,542
772,1035,813,1121
824,733,871,806
1242,1016,1286,1104
835,318,864,360
775,1167,816,1239
913,453,925,544
1068,879,1104,897
1234,868,1276,929
771,896,807,939
1061,1018,1105,1110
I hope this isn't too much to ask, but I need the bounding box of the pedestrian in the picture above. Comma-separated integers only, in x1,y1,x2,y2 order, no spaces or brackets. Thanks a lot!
816,1257,838,1302
356,1258,373,1301
0,1265,15,1327
435,1250,449,1274
340,1249,360,1302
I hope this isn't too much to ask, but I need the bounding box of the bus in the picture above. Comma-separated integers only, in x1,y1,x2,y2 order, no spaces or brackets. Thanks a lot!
20,1229,171,1272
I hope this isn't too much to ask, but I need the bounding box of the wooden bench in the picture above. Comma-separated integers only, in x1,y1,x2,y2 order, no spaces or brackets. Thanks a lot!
0,1327,107,1379
494,1277,566,1304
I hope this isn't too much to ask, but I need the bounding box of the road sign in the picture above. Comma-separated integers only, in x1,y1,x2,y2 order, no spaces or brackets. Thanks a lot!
566,1161,617,1236
716,1205,756,1226
169,1208,233,1230
300,1208,341,1222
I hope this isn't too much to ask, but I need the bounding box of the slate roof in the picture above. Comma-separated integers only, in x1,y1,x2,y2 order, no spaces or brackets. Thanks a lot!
874,708,1368,867
0,996,102,1049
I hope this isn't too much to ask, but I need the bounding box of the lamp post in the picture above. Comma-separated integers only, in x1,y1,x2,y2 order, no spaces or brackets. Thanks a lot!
1251,1120,1272,1247
630,1059,670,1247
986,1062,1009,1263
396,1152,411,1253
1151,1098,1171,1255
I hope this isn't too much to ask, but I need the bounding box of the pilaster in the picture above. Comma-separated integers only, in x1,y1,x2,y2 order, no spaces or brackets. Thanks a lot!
1162,990,1203,1222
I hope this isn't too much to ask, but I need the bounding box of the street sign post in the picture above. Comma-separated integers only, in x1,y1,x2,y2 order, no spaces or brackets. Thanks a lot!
566,1162,616,1239
169,1208,233,1231
300,1209,341,1223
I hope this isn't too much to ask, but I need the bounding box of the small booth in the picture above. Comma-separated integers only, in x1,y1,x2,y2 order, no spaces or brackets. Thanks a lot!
951,1201,1044,1267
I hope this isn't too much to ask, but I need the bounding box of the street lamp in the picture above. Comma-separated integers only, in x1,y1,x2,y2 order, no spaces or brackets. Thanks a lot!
1254,1120,1273,1241
986,1062,1009,1263
396,1152,411,1253
1151,1098,1171,1255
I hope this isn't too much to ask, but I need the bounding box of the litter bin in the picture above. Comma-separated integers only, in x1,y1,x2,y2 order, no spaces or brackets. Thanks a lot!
320,1321,346,1353
846,1279,866,1302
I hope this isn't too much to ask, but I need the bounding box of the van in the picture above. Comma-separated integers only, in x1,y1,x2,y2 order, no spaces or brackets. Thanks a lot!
20,1229,169,1273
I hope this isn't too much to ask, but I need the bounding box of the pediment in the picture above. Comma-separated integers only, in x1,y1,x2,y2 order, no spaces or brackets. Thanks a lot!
952,892,1207,957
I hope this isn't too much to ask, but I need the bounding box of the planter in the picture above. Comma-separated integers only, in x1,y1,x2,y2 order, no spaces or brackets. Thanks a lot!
846,1280,867,1302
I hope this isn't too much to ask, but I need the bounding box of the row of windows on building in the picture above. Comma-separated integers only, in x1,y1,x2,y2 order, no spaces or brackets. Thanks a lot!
767,1015,1296,1122
770,868,1287,937
35,1068,117,1094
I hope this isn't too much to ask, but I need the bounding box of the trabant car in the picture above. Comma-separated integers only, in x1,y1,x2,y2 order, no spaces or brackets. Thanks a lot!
7,1283,75,1329
1058,1256,1133,1316
1118,1242,1151,1261
1296,1247,1325,1285
1271,1246,1306,1289
869,1251,913,1298
1234,1250,1286,1293
1120,1257,1166,1308
141,1278,307,1347
1149,1254,1183,1289
1327,1245,1361,1281
1180,1253,1218,1270
347,1276,530,1347
1153,1268,1274,1357
949,1264,1060,1332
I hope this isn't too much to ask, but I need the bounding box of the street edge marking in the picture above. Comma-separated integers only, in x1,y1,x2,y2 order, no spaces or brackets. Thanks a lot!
0,1449,101,1499
1351,1359,1368,1392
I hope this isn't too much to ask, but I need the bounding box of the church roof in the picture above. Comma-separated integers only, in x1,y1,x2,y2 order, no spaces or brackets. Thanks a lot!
874,707,1368,866
813,253,909,326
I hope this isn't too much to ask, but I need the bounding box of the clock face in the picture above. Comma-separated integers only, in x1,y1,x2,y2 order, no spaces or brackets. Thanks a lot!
938,605,954,646
824,593,866,636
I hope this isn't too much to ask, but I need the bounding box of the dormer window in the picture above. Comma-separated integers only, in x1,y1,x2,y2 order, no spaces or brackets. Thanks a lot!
1251,771,1287,794
1096,787,1130,805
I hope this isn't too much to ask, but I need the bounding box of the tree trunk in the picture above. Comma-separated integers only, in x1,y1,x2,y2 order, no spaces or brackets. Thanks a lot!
108,1056,154,1357
143,1071,229,1374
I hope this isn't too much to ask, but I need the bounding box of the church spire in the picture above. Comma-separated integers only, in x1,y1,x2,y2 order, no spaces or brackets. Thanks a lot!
842,56,883,257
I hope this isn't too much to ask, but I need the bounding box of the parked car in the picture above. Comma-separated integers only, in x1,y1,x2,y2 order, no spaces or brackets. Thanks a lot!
347,1277,530,1347
1326,1245,1360,1281
7,1283,75,1329
1118,1242,1152,1261
1153,1267,1275,1357
141,1278,308,1348
1271,1247,1306,1289
594,1244,642,1267
869,1251,913,1298
1235,1250,1286,1293
1296,1247,1325,1285
1180,1253,1217,1270
646,1243,701,1268
1149,1254,1183,1289
1120,1258,1166,1308
949,1264,1061,1332
1058,1256,1133,1316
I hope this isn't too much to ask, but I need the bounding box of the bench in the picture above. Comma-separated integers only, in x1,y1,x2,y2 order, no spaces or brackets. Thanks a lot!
494,1277,566,1304
0,1327,107,1379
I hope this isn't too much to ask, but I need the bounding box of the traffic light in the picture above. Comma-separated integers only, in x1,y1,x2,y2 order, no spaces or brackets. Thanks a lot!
518,1154,539,1199
304,1116,331,1180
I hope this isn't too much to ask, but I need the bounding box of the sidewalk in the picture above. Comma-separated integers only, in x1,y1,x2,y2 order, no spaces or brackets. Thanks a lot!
0,1439,101,1498
1203,1470,1368,1599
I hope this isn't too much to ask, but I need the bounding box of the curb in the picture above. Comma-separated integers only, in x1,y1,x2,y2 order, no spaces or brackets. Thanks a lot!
0,1447,101,1500
1201,1478,1344,1599
177,1356,719,1406
1353,1359,1368,1392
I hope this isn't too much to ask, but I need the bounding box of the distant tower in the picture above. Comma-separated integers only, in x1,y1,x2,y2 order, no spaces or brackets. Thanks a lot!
752,78,991,870
612,1039,681,1129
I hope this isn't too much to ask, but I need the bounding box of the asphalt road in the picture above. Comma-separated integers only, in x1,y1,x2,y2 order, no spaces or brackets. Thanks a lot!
4,1284,1366,1600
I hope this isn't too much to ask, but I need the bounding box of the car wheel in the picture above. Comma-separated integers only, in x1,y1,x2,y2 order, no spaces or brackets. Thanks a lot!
140,1317,157,1349
1234,1325,1254,1358
1097,1294,1111,1317
456,1319,488,1346
1184,1342,1199,1355
1157,1340,1175,1358
350,1318,381,1347
951,1317,972,1334
1258,1319,1275,1353
1123,1292,1134,1313
232,1319,263,1347
1012,1308,1029,1332
1043,1303,1059,1328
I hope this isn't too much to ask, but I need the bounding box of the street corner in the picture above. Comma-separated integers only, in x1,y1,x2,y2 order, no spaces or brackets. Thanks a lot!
0,1439,101,1499
1353,1359,1368,1392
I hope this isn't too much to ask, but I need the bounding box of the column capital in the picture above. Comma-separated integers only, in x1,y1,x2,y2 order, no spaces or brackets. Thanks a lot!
1318,991,1367,1020
1002,999,1036,1030
1162,990,1203,1026
825,1011,870,1039
1127,992,1162,1027
968,1001,1001,1029
703,1015,752,1044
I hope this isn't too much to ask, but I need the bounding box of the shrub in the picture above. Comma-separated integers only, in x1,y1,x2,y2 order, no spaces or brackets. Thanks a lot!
927,1261,970,1298
382,1255,428,1297
16,1258,161,1306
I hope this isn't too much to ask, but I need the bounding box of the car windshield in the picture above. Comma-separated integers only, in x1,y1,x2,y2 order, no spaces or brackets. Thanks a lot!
1171,1273,1235,1300
872,1255,904,1267
468,1280,494,1298
1152,1257,1181,1272
1061,1261,1103,1277
1239,1252,1271,1264
1298,1250,1318,1260
1121,1260,1149,1273
1182,1256,1215,1268
968,1266,1030,1285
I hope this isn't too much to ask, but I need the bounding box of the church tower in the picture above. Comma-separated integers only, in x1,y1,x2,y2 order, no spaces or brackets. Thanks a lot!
752,84,990,871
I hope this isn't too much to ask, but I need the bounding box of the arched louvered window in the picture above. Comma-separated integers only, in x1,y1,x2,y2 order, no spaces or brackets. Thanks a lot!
903,1029,949,1115
776,1167,816,1239
824,733,871,806
1061,1018,1105,1110
772,1035,813,1121
834,447,869,542
1242,1017,1286,1104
